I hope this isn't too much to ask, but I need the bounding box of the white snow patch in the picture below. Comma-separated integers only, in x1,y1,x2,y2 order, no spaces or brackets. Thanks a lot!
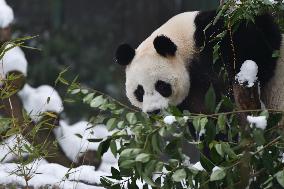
236,60,258,87
183,116,189,122
0,45,27,82
0,160,106,189
0,0,13,28
163,115,176,125
212,166,222,172
247,115,267,130
18,84,63,122
55,121,107,162
199,128,206,140
54,120,118,172
0,135,30,162
192,161,204,171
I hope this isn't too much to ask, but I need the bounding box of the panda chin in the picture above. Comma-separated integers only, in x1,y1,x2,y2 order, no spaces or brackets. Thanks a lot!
142,93,169,114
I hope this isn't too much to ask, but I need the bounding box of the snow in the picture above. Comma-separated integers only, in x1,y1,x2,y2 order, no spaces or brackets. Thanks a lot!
0,0,14,28
247,115,267,130
0,135,30,162
0,160,106,189
163,115,176,124
18,84,64,122
212,166,221,172
192,161,204,171
0,121,118,188
183,116,189,122
236,60,258,87
54,121,115,163
0,45,27,82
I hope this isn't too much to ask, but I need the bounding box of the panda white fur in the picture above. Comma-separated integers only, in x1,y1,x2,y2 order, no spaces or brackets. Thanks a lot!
115,10,284,115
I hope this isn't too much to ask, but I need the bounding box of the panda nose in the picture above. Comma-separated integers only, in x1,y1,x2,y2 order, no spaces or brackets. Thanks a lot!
147,109,161,115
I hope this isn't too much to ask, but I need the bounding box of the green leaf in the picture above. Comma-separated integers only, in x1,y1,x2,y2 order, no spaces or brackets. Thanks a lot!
90,95,105,108
87,138,103,143
252,129,265,146
193,117,201,131
71,89,80,94
75,133,83,138
110,141,117,157
210,167,226,181
117,121,125,129
83,93,95,103
217,114,226,132
98,138,111,156
106,118,117,131
120,160,136,169
200,117,208,128
272,50,280,58
215,143,224,158
158,127,167,137
172,169,187,182
100,177,113,187
135,153,151,163
205,85,216,113
222,143,237,159
120,148,142,159
126,112,137,125
213,43,220,64
111,167,121,180
81,89,89,94
142,174,157,187
276,170,284,187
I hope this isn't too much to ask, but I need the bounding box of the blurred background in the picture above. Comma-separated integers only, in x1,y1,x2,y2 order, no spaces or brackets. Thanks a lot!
8,0,219,122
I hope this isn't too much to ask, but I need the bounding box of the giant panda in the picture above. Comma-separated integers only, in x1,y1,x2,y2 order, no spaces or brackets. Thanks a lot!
114,10,283,118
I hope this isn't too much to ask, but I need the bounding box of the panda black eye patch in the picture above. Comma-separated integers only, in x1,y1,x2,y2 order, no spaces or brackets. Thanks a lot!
155,80,172,97
134,85,144,102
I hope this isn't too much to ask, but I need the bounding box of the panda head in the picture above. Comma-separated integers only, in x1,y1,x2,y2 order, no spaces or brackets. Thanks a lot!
115,35,190,114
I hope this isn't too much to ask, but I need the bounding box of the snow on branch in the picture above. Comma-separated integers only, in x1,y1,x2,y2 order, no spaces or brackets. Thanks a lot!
236,60,258,88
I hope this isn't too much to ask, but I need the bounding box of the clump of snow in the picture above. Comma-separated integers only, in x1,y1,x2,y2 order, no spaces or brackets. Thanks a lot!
54,121,118,173
54,121,109,162
183,116,189,122
0,45,27,82
192,161,204,171
236,60,258,87
163,115,176,125
212,166,222,172
18,84,63,122
247,115,267,130
0,0,14,28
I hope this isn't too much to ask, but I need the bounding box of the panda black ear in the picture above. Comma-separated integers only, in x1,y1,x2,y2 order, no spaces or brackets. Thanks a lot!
115,44,135,66
153,35,177,57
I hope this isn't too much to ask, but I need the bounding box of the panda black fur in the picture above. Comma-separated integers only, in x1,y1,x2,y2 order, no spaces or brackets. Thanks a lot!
115,10,283,116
